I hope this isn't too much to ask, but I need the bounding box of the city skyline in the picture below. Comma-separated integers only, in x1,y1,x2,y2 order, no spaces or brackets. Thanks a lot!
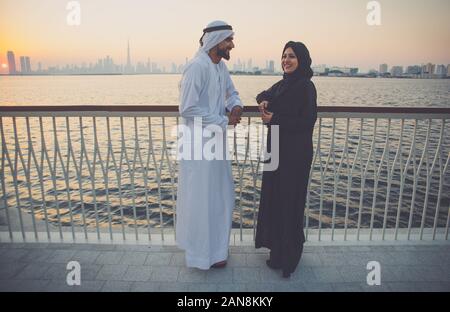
1,46,283,75
3,44,449,78
2,39,449,76
1,0,449,75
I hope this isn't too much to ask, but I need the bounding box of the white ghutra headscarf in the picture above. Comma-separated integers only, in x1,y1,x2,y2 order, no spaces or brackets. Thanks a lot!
198,20,234,53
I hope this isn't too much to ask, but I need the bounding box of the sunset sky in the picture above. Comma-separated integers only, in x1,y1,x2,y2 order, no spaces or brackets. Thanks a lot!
0,0,449,74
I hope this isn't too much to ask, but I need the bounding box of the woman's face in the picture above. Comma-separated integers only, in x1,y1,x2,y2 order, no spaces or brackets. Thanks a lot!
281,47,299,74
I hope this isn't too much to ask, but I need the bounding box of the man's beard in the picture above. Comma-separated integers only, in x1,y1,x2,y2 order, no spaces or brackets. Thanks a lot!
217,47,231,60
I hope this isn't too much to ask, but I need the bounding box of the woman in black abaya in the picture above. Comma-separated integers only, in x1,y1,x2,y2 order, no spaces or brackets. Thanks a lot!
255,41,317,278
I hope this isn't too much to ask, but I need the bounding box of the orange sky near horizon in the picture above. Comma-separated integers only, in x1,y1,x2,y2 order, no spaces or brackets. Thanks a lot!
1,0,449,74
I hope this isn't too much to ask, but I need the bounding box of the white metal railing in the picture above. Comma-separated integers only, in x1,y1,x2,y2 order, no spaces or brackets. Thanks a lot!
0,106,449,244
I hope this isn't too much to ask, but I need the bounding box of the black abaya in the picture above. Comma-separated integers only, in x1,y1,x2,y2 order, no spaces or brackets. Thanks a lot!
255,76,317,275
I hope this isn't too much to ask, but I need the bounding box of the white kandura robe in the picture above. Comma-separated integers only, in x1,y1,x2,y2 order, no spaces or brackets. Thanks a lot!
176,50,243,270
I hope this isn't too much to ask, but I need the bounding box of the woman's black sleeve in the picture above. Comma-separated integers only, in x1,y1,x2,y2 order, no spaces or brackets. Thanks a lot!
269,81,317,133
256,83,278,104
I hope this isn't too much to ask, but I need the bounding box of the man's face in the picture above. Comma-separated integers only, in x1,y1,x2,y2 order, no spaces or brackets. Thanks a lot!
216,36,235,61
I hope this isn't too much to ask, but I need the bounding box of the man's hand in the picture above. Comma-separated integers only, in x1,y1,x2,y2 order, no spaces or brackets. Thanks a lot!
228,106,243,126
231,106,243,118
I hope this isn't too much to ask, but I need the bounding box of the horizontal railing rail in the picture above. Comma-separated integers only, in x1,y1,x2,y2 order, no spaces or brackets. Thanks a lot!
1,105,449,117
1,105,449,244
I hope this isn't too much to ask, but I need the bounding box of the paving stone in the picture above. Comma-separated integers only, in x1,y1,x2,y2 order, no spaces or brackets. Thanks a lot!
44,280,104,292
95,264,128,281
419,282,450,292
71,250,101,264
0,279,50,292
312,266,344,283
386,282,426,292
169,253,185,266
20,249,52,263
120,252,148,265
159,282,189,292
42,263,68,280
339,266,368,283
246,283,276,292
47,249,77,264
319,252,348,266
115,245,153,252
303,282,334,292
0,262,28,279
332,282,364,292
101,281,132,292
227,254,247,267
187,283,218,292
205,267,233,283
232,268,261,283
217,283,247,292
360,282,392,292
122,266,153,282
299,253,323,266
343,252,373,266
178,267,207,282
15,263,52,280
95,251,125,265
246,253,267,267
291,266,317,283
130,281,161,292
0,249,30,262
79,264,103,281
1,242,448,293
150,267,180,282
145,253,173,266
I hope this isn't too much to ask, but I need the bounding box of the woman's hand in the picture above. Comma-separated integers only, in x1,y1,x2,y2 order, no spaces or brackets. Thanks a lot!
258,101,269,113
261,111,273,124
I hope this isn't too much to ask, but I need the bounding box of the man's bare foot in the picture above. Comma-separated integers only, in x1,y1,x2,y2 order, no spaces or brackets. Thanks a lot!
210,260,227,269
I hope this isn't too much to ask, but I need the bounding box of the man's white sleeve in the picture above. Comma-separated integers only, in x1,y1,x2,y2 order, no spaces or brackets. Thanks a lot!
224,71,244,112
180,63,229,129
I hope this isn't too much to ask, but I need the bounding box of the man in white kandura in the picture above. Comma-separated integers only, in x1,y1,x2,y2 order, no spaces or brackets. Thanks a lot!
176,20,243,270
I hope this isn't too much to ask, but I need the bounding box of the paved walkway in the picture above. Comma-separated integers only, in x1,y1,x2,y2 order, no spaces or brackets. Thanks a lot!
0,242,449,292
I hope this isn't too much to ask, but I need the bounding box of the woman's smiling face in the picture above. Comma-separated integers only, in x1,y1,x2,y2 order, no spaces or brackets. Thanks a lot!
281,47,299,74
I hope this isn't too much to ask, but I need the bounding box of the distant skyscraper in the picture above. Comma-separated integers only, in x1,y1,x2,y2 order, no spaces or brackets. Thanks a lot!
435,64,447,77
125,39,133,73
171,63,177,73
447,64,450,77
25,56,31,73
268,60,275,73
151,62,158,73
7,51,16,74
20,56,26,73
422,63,434,74
406,65,421,75
19,56,31,73
127,40,131,66
233,59,243,72
312,64,327,75
390,66,403,77
379,64,388,74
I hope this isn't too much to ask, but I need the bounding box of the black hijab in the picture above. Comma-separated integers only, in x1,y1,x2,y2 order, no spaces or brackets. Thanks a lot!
282,41,313,83
258,41,313,107
269,41,313,102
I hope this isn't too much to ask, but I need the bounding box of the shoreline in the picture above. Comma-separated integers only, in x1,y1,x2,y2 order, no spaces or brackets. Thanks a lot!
1,73,449,80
